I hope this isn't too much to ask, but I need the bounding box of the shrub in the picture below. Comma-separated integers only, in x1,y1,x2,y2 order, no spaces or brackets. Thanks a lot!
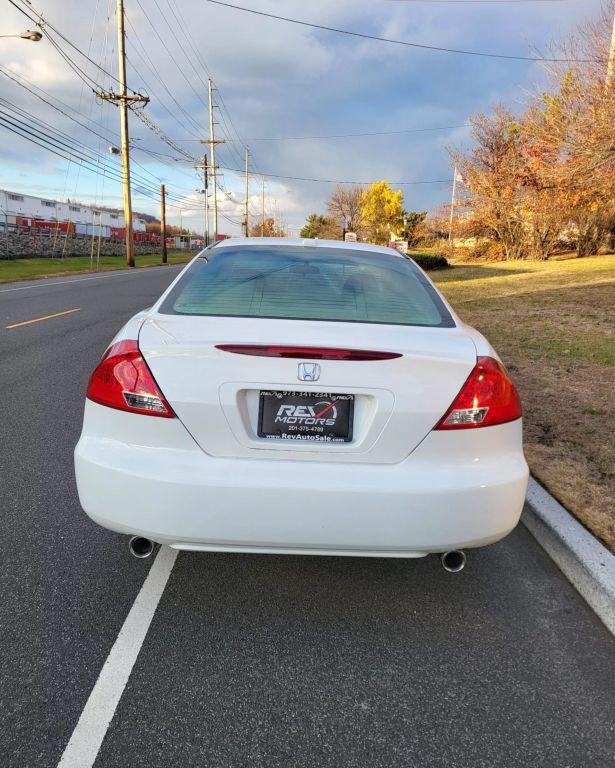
468,240,507,262
410,253,449,270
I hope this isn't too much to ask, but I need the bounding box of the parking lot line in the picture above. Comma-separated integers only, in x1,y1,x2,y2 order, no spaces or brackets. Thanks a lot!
6,308,81,329
57,546,178,768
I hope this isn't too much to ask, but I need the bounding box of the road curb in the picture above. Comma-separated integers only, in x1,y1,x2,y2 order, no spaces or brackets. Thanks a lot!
522,476,615,635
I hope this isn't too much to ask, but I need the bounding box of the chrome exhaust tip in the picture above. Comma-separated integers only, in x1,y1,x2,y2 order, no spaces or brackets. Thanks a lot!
440,550,466,573
128,536,155,559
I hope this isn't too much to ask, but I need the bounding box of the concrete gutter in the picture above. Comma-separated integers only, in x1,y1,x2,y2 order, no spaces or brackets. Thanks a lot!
523,476,615,635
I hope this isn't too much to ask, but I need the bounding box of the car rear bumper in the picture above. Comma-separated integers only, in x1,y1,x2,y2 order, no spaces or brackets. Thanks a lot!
74,402,529,557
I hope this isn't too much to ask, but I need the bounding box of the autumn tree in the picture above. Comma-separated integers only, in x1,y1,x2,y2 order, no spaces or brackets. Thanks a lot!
249,218,286,237
400,211,427,246
454,4,615,260
523,5,615,256
453,107,530,259
326,184,363,236
299,214,340,240
360,181,404,246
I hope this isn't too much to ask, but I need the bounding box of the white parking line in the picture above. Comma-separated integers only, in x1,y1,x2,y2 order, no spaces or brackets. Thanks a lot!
57,546,178,768
0,264,185,294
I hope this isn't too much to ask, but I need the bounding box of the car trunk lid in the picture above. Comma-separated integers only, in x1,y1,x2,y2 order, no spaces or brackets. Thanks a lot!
139,314,477,464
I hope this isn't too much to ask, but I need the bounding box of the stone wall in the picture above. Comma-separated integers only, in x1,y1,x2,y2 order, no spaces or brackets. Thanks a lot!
0,227,161,259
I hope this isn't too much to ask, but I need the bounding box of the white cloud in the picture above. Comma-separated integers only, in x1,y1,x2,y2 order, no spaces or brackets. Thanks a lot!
0,0,606,234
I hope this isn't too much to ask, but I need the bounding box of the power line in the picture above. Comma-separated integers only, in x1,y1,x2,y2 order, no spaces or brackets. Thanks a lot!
218,164,450,186
0,66,115,146
127,0,263,206
204,0,605,63
387,1,566,4
131,0,210,119
0,103,194,207
3,4,210,223
160,0,257,172
123,21,203,137
387,0,567,4
7,0,140,91
129,108,197,162
147,0,212,113
125,0,247,206
0,66,199,201
0,68,197,198
1,117,194,213
212,124,471,142
159,150,453,186
158,0,265,180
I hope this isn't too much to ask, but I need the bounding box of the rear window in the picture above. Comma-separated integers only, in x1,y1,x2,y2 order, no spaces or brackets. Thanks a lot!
159,245,454,328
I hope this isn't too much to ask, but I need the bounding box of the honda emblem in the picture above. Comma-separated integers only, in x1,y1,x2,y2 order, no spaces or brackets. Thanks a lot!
297,362,321,382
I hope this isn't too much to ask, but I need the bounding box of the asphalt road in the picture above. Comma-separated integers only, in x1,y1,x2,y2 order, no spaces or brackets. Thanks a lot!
1,265,613,768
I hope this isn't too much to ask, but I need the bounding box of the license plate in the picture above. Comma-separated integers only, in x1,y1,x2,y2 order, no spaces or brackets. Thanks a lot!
258,390,354,443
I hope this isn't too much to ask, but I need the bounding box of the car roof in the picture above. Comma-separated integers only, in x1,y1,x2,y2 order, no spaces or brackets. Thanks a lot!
210,237,405,258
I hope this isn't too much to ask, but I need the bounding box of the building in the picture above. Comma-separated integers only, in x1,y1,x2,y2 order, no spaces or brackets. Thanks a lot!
0,189,146,232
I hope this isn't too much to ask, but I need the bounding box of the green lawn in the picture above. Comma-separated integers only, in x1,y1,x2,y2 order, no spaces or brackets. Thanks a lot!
0,251,192,283
430,254,615,550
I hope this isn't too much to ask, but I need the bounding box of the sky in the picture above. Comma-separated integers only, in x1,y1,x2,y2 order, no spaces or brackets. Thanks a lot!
0,0,606,235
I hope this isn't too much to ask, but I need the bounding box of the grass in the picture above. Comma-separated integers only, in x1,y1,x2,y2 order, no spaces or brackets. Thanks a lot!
0,251,192,283
430,254,615,551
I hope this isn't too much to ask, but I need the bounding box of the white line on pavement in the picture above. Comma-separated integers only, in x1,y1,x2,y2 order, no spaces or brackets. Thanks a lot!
0,264,185,294
57,546,178,768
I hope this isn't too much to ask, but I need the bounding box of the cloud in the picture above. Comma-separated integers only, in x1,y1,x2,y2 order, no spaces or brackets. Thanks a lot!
0,0,605,233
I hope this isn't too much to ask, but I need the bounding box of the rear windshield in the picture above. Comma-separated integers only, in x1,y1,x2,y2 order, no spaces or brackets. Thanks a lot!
159,245,454,328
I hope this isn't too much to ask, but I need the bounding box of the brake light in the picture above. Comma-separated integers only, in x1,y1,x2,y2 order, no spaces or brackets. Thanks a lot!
435,356,521,430
86,339,175,418
215,345,401,361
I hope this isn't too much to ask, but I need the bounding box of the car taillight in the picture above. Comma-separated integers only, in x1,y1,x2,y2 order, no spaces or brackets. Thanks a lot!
86,339,175,418
435,356,521,430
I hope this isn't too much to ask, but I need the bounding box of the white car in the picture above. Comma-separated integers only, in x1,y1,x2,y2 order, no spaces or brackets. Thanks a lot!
74,238,528,571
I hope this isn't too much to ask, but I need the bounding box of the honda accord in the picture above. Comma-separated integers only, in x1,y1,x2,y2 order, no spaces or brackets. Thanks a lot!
74,238,528,569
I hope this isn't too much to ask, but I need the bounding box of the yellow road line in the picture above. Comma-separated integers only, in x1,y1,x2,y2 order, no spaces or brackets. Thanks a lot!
6,307,81,329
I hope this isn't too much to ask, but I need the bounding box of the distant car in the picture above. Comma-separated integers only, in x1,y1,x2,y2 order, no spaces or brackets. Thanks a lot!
74,238,528,571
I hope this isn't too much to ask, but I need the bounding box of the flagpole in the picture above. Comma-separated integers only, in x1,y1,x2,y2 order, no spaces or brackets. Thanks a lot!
448,166,459,255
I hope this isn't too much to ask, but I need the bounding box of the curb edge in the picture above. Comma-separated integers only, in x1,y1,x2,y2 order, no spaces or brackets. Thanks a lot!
522,476,615,636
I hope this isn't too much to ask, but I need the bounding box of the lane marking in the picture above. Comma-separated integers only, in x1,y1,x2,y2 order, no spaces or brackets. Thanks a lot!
0,263,185,294
6,307,81,329
57,546,178,768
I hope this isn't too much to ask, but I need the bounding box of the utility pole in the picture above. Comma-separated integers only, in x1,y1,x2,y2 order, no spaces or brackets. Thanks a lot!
160,184,167,264
201,78,225,242
261,176,265,237
204,154,209,246
193,155,211,246
99,0,148,267
606,10,615,90
244,147,250,237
